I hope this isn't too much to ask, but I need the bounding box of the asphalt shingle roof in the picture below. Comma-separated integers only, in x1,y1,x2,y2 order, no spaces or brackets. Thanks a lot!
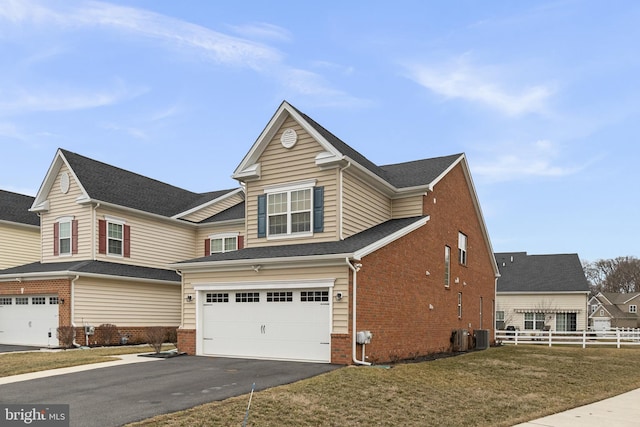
200,201,245,224
0,190,39,226
0,260,180,282
179,216,426,264
61,149,238,218
495,252,590,293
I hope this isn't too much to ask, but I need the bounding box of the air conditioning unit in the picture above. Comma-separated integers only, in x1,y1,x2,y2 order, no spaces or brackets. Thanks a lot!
475,329,490,350
84,325,95,336
452,329,469,352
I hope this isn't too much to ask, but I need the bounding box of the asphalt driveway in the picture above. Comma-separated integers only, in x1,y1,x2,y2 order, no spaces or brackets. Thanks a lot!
0,343,42,353
0,355,340,427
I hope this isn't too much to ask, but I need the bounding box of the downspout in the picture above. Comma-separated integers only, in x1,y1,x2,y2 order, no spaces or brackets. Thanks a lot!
176,269,184,327
92,203,101,260
339,161,352,240
71,274,80,347
346,258,371,366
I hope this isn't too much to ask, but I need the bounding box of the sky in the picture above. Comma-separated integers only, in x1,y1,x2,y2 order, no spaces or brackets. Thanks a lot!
0,0,638,262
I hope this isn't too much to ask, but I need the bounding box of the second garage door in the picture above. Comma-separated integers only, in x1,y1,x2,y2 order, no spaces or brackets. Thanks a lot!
0,295,60,347
201,289,331,363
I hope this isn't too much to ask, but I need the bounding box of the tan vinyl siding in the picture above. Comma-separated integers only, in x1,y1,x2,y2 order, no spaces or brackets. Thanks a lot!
392,195,424,218
496,293,589,331
41,165,93,263
342,172,391,238
181,264,349,333
74,277,180,326
246,117,339,247
196,223,245,257
181,192,244,223
96,207,197,268
0,223,40,269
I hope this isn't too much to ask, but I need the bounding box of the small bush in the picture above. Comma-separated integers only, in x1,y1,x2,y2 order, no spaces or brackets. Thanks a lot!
56,326,76,348
166,327,178,347
97,324,119,346
145,326,167,353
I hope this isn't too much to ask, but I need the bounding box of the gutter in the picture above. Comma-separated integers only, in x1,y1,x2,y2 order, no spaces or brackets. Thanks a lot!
346,258,371,366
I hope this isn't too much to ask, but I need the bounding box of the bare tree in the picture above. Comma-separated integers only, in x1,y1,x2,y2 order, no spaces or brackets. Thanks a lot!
583,256,640,294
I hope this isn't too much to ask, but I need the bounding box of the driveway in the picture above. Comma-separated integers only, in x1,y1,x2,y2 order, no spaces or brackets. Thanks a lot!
0,355,340,427
0,343,41,353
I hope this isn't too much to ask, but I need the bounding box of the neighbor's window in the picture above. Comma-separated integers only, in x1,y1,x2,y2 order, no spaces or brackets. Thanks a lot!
59,220,71,255
496,311,505,322
444,246,451,287
457,292,462,318
630,305,638,314
108,221,123,256
556,313,577,331
524,312,545,330
458,232,467,265
210,235,238,254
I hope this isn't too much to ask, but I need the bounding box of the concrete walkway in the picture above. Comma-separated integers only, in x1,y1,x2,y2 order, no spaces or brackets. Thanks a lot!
514,388,640,426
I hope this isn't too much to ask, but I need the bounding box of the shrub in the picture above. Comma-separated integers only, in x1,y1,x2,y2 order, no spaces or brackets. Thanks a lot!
56,326,76,348
145,326,167,353
97,324,119,346
166,327,178,347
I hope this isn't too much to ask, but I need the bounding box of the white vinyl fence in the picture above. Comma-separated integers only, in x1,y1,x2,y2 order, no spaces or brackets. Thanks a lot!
495,328,640,348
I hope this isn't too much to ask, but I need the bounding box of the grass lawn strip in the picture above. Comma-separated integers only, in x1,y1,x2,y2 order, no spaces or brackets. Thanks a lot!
126,346,640,427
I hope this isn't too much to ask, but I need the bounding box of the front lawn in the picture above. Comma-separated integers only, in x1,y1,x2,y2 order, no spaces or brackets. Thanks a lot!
128,345,640,427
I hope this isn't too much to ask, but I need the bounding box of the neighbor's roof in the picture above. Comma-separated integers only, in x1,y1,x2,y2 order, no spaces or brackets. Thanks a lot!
0,260,180,283
59,149,239,218
0,190,39,226
177,216,427,265
495,252,590,293
599,292,640,305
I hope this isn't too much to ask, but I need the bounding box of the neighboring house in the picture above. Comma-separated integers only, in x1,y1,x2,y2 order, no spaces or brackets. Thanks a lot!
0,190,40,270
174,101,499,364
0,149,244,347
495,252,590,332
588,292,640,330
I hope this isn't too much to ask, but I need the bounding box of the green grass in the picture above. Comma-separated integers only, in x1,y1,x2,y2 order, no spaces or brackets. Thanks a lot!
127,346,640,427
0,344,175,377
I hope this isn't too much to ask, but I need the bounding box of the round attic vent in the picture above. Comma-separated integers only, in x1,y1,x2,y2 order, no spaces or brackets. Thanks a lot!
60,171,70,194
280,128,298,149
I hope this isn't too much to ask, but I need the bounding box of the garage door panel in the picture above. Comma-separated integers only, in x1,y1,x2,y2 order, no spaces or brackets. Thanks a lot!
0,295,59,347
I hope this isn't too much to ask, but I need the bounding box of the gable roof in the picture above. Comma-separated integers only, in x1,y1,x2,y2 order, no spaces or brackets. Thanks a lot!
31,148,240,219
0,190,39,227
599,292,640,305
496,252,590,293
199,201,245,224
0,260,180,283
175,216,429,267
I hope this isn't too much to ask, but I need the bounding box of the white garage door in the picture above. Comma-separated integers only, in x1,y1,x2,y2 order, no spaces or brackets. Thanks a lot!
593,318,611,331
200,289,331,362
0,295,60,347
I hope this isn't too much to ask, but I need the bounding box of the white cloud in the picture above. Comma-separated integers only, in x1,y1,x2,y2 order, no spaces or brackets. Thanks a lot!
0,122,27,140
228,22,292,42
405,57,555,116
280,68,372,108
472,139,585,182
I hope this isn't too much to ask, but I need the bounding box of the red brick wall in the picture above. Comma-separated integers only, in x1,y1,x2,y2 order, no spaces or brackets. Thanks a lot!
177,328,196,355
353,162,496,364
0,279,72,326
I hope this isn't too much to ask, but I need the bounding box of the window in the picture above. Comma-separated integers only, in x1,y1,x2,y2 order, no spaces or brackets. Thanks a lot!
301,291,329,302
458,232,467,265
444,246,451,288
59,220,71,255
267,291,293,302
210,235,237,254
108,222,123,255
630,305,638,314
496,310,505,329
99,218,130,257
16,297,28,305
556,313,577,331
54,217,77,256
0,297,12,305
457,292,462,318
590,304,598,313
257,182,324,239
206,293,228,303
49,297,59,305
524,313,545,330
32,297,46,305
235,292,260,303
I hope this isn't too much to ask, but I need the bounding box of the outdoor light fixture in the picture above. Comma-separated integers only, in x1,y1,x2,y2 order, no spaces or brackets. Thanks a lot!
185,295,194,302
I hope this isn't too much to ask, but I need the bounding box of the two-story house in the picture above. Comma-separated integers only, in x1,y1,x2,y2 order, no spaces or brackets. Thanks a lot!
0,150,244,347
589,292,640,330
174,101,499,364
0,190,40,270
495,252,590,332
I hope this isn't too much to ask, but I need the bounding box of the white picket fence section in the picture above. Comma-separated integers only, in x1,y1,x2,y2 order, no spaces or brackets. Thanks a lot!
495,328,640,348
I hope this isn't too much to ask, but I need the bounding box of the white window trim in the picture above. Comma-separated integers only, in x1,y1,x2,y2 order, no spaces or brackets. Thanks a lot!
104,216,126,257
57,215,74,257
208,232,239,254
458,232,467,265
630,305,638,314
264,179,316,240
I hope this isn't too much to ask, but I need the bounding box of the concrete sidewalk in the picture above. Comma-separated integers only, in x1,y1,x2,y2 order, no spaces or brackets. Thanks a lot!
514,387,640,427
0,352,161,385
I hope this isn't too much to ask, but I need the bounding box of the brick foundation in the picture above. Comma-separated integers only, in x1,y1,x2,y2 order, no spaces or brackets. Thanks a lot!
177,328,196,355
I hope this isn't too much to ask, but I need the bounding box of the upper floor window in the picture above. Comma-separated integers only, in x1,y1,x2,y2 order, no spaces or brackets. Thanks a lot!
444,246,451,288
99,217,130,258
205,233,243,255
53,216,77,256
630,305,638,314
457,292,463,318
458,232,467,265
257,180,323,239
